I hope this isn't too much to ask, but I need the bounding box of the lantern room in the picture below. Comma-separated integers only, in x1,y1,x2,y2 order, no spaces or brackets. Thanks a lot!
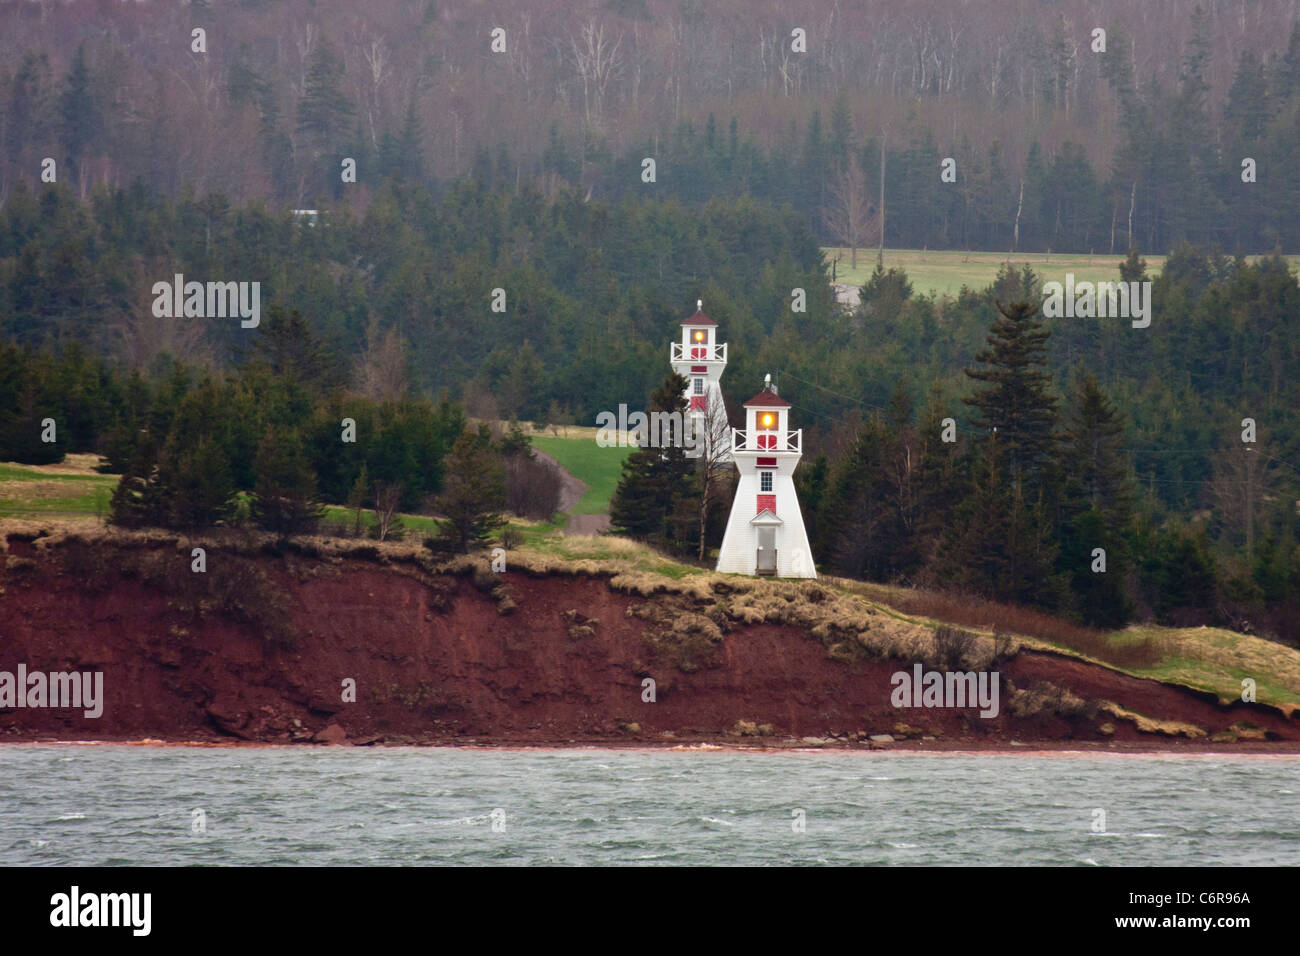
737,375,798,454
674,300,725,363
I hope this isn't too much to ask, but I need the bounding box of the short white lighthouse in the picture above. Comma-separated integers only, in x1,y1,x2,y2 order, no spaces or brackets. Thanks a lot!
715,375,816,578
670,300,730,461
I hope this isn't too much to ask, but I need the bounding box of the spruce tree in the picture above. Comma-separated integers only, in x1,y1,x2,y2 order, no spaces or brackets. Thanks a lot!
108,429,166,528
251,427,324,534
434,425,506,552
609,372,694,552
964,299,1059,490
1119,247,1148,284
60,44,100,175
1057,374,1135,625
160,435,237,529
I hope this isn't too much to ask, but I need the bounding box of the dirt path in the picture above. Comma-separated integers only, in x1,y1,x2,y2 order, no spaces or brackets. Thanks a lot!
563,513,611,535
533,450,612,536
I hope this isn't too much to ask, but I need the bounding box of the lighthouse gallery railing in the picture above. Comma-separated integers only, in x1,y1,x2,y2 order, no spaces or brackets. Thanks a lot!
731,428,801,452
671,342,727,363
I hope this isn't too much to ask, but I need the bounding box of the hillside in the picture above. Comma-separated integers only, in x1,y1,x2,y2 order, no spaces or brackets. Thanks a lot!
2,520,1296,750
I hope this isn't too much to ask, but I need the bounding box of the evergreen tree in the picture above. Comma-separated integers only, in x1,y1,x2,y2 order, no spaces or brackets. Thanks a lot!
1062,374,1132,520
245,306,341,396
1119,246,1148,284
296,38,354,158
964,299,1059,490
822,415,894,578
8,52,52,161
434,424,506,552
251,426,324,534
159,434,238,529
60,43,100,175
609,372,695,552
935,435,1013,596
1056,374,1135,625
108,428,167,528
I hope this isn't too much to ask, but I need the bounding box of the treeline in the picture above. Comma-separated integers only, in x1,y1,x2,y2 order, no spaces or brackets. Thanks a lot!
0,307,557,546
5,180,1300,526
6,2,1300,252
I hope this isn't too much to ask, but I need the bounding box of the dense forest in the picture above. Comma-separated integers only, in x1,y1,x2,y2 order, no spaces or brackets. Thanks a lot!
5,0,1300,251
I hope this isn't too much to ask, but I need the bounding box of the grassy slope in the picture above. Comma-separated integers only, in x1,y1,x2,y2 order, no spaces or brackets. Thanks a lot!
530,434,631,515
0,459,116,516
519,532,1300,712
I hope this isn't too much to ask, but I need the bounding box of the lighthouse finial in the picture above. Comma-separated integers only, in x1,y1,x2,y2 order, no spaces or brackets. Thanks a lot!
697,298,702,311
764,373,771,387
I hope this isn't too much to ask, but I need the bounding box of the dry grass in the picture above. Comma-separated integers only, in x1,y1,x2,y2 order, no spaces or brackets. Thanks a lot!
1006,679,1091,720
1098,701,1208,739
829,577,1167,668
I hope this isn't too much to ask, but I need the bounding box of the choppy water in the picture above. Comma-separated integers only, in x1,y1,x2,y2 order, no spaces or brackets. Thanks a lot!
1,746,1296,865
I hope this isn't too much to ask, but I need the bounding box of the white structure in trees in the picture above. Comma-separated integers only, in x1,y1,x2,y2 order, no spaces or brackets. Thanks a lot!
670,300,731,461
715,375,816,578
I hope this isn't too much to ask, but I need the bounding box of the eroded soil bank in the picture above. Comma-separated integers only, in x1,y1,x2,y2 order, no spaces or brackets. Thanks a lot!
1,534,1296,750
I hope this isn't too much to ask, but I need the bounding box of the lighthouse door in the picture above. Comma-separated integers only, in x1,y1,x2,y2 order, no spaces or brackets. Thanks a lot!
756,527,777,575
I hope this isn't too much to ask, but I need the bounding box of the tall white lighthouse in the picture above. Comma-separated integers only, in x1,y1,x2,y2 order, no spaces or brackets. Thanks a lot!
670,301,730,461
715,375,816,578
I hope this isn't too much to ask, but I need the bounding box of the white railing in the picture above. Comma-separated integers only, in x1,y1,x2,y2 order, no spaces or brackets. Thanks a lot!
671,342,727,363
732,428,801,453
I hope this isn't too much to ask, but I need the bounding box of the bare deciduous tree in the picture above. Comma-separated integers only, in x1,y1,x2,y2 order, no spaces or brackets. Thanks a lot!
822,160,874,270
571,18,622,132
373,481,403,541
695,396,734,561
355,315,409,402
1209,444,1275,563
117,262,213,371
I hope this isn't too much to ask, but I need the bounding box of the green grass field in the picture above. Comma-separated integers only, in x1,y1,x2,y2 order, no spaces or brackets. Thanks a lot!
824,247,1171,298
825,247,1300,298
0,461,116,516
530,434,631,515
